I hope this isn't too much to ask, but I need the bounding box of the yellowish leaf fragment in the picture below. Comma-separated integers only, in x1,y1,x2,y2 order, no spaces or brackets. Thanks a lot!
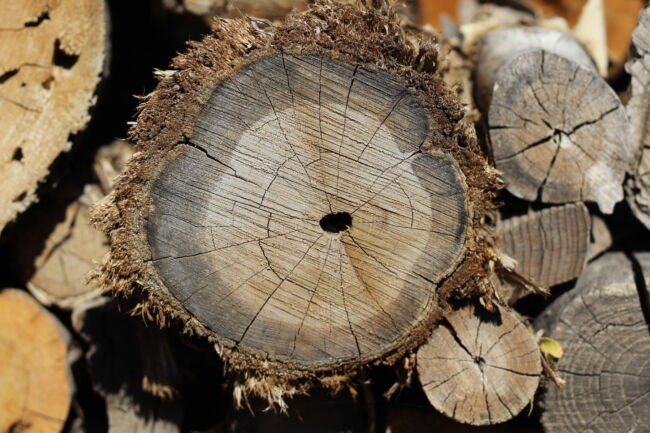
540,337,563,359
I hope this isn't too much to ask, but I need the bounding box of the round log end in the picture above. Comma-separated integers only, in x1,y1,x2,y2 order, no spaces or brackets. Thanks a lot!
0,289,71,433
417,304,542,426
93,3,499,384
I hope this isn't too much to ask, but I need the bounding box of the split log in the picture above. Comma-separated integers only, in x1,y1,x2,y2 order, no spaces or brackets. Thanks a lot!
535,252,650,432
26,184,106,309
72,298,183,433
93,3,499,395
473,27,595,110
0,289,72,433
496,203,590,303
416,304,541,426
0,0,108,232
626,5,650,231
488,49,631,213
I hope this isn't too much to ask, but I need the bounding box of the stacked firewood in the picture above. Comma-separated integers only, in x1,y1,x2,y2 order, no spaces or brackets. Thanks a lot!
1,1,649,433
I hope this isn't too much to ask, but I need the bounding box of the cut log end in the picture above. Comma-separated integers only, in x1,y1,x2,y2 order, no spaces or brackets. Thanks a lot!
0,289,71,433
417,304,542,426
536,253,650,432
94,4,499,384
0,0,107,232
489,50,630,213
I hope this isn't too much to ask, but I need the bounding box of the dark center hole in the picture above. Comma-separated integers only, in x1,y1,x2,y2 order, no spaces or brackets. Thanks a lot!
475,356,486,366
319,212,352,233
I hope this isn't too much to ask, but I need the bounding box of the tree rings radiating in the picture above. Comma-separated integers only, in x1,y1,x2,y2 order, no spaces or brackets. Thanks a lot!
94,6,500,381
147,54,469,366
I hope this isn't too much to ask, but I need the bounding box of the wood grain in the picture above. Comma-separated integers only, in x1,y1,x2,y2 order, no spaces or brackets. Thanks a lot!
498,203,590,291
489,50,630,213
0,0,107,232
0,289,71,433
417,304,541,426
146,53,469,366
535,252,650,432
626,5,650,230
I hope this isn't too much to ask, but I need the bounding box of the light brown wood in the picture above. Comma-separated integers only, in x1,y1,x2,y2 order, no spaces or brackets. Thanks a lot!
535,252,650,432
0,0,108,233
72,298,182,433
168,0,308,19
496,203,590,302
489,50,631,213
626,5,650,231
148,52,469,365
26,185,106,309
473,27,595,110
417,304,541,426
0,289,71,433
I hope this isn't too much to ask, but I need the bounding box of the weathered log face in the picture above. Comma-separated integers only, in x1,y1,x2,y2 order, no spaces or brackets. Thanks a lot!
148,53,469,365
536,253,650,432
0,0,107,232
94,3,499,384
417,304,541,425
489,50,630,213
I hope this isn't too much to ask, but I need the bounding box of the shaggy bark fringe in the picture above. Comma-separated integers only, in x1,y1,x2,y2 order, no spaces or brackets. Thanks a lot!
91,0,501,408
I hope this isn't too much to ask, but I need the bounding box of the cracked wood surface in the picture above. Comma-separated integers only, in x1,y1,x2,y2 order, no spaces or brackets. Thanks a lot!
0,0,107,232
535,252,650,433
488,50,631,213
496,203,590,302
146,53,469,366
0,289,71,433
473,27,596,111
416,304,541,426
627,5,650,230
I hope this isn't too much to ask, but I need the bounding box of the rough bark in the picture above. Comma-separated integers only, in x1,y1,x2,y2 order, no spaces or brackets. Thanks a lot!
535,252,650,432
626,5,650,230
72,298,183,433
0,289,72,433
92,2,500,393
496,203,590,303
0,0,108,233
417,304,542,426
489,50,631,213
473,27,595,111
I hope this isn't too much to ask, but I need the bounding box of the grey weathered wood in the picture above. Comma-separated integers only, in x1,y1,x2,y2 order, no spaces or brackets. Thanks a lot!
417,304,541,426
72,298,183,433
474,27,596,110
147,53,469,365
496,203,590,303
626,5,650,230
535,253,650,433
489,50,631,213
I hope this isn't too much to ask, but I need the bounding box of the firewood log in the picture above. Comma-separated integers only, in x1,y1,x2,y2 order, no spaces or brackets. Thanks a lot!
0,0,108,232
416,303,541,425
488,49,631,213
496,203,590,303
0,289,72,433
92,2,500,401
535,252,650,432
72,298,183,433
626,5,650,231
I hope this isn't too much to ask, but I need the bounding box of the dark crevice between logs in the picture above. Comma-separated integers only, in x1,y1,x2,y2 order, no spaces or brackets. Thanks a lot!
624,252,650,335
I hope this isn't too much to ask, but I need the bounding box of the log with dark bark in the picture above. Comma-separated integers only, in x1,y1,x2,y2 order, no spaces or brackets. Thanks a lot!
496,203,590,303
626,5,650,231
72,298,183,433
535,252,650,432
0,289,72,433
488,49,631,213
92,3,500,398
0,0,108,232
416,304,541,425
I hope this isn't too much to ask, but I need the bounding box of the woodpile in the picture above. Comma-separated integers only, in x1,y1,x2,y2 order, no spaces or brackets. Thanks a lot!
1,0,649,432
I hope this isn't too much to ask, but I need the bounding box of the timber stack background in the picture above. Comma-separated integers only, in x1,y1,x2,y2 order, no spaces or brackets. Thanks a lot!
0,0,649,432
